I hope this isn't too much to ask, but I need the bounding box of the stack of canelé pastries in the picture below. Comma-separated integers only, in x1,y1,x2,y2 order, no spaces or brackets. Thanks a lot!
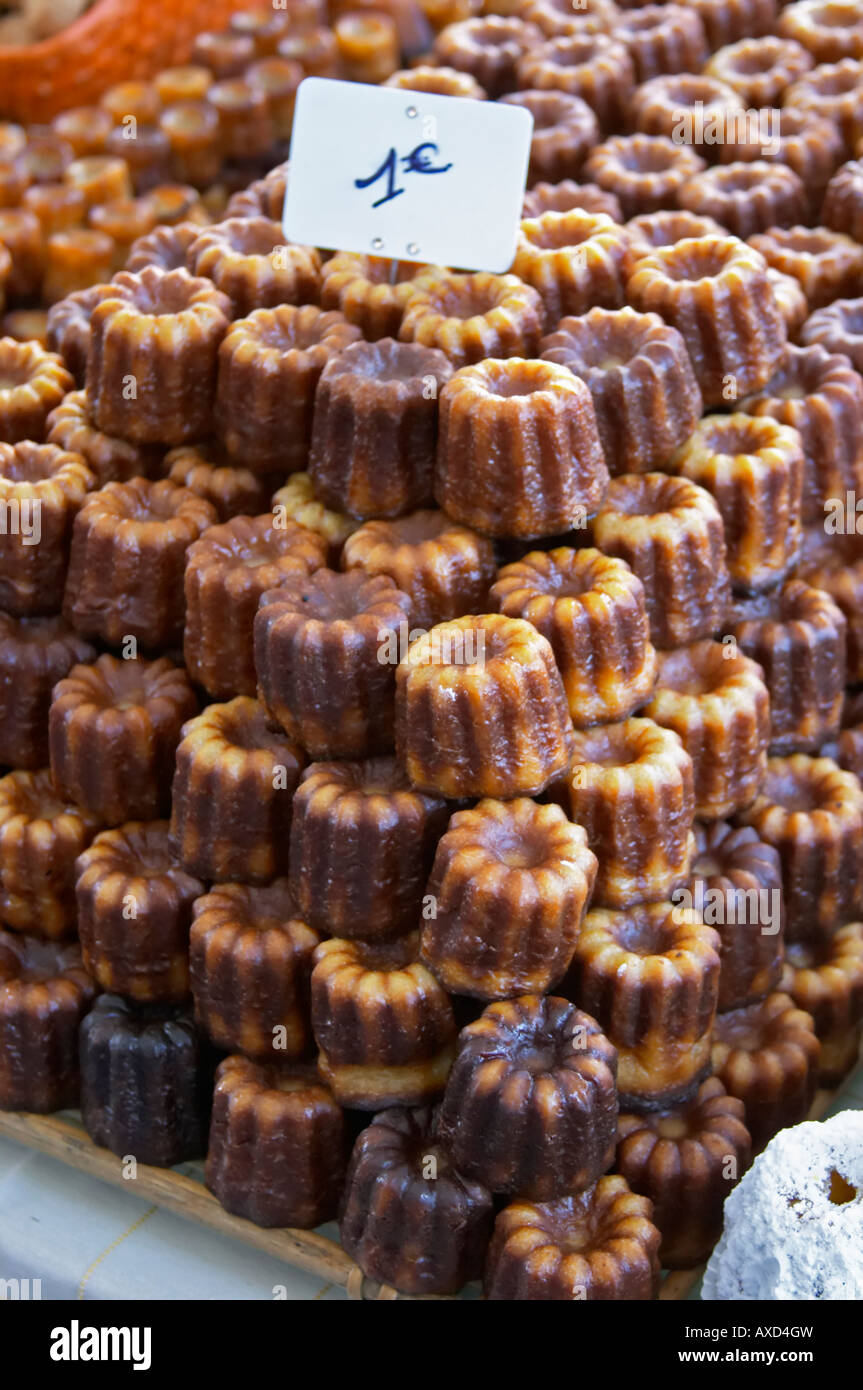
4,0,863,1303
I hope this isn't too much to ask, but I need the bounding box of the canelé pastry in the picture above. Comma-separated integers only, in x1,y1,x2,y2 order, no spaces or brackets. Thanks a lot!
161,442,272,522
171,697,305,884
0,614,94,770
785,59,863,156
86,267,232,446
432,16,541,95
796,526,863,682
749,227,863,312
739,344,863,522
399,270,544,368
341,510,495,631
522,180,623,223
711,991,820,1151
439,996,618,1198
737,755,863,941
824,690,863,782
42,229,114,305
396,613,575,798
677,163,807,241
616,3,708,83
689,821,785,1012
79,995,211,1166
384,64,487,99
288,757,448,940
309,338,454,520
626,236,786,409
511,210,633,332
422,799,596,998
582,136,704,221
616,1077,751,1267
0,932,95,1112
0,441,95,617
183,514,327,699
340,1105,493,1296
271,472,358,564
50,654,197,827
75,821,203,1003
589,473,729,649
435,358,608,539
207,1055,345,1227
0,208,45,303
0,337,72,443
823,158,863,241
516,34,635,132
540,307,702,477
206,78,274,160
188,218,321,317
520,0,619,39
780,923,863,1085
46,285,107,385
484,1176,661,1301
124,220,203,274
215,305,360,476
499,91,599,187
728,581,846,753
311,933,457,1108
0,768,98,939
45,390,159,488
568,901,721,1106
190,880,320,1060
489,547,657,726
254,569,412,758
63,478,216,651
565,717,695,908
778,0,863,62
644,641,770,820
669,413,804,594
704,35,814,106
629,74,743,151
801,295,863,370
626,210,727,255
719,108,842,221
319,253,427,341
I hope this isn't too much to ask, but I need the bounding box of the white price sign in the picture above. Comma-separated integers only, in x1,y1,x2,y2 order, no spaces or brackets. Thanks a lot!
283,77,533,272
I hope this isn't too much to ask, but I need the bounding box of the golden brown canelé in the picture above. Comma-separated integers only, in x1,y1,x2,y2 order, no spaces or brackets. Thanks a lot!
617,3,709,83
311,933,457,1108
319,253,427,342
0,931,96,1112
431,16,542,96
45,390,160,488
823,158,863,241
703,34,813,106
214,304,362,475
421,799,597,999
711,990,820,1150
589,473,730,649
676,162,807,240
615,1076,752,1269
625,210,727,255
522,179,624,222
161,442,273,523
749,226,863,312
643,640,770,820
0,614,94,769
0,768,99,939
206,1055,347,1229
435,358,608,540
124,220,203,274
399,269,545,369
309,338,454,520
271,473,358,565
75,820,203,1003
170,697,305,884
728,580,846,753
795,525,863,684
801,294,863,370
439,995,618,1198
500,91,599,188
719,108,843,223
484,1176,661,1301
739,343,863,522
767,267,812,338
737,754,863,942
626,235,786,410
511,210,633,333
50,654,197,827
187,217,321,316
582,135,705,220
384,65,487,99
63,478,216,651
516,33,636,132
0,207,43,303
669,412,804,595
183,515,327,700
86,267,232,446
565,717,695,907
396,613,575,799
339,1105,494,1297
691,0,778,49
190,880,320,1060
288,757,448,940
0,336,72,443
254,569,413,759
341,510,496,630
780,922,863,1084
689,821,785,1012
540,306,702,477
629,73,743,150
779,2,863,64
0,441,95,617
520,0,619,40
489,547,657,727
785,60,863,158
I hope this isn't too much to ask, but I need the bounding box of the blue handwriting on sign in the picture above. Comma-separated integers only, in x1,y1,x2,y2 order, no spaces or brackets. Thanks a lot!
354,142,453,209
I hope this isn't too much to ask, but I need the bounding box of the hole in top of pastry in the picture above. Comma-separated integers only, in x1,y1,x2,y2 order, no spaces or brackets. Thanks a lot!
0,935,78,985
725,39,787,75
613,140,680,174
483,361,560,397
352,933,419,972
607,904,677,956
523,214,600,251
656,238,737,283
713,1004,765,1052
